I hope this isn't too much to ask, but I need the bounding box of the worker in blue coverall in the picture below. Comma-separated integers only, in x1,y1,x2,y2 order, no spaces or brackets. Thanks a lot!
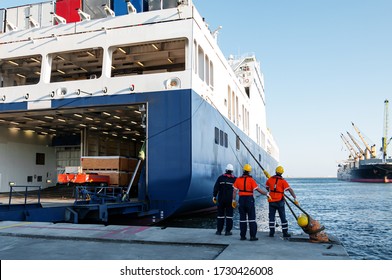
213,164,237,235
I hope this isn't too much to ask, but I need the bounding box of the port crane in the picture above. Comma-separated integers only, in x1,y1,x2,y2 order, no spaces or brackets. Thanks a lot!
340,133,358,160
351,122,376,159
346,131,365,160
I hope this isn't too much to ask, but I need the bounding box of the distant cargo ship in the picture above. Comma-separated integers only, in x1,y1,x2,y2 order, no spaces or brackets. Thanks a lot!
338,100,392,183
0,0,279,223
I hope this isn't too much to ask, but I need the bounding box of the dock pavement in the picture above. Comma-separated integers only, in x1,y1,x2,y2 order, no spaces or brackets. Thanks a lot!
0,221,349,260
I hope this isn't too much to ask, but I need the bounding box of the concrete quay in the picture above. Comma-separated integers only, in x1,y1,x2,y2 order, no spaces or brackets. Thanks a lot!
0,221,349,260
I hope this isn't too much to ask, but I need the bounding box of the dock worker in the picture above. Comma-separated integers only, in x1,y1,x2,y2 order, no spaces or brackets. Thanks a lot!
232,164,270,241
213,164,237,235
265,166,298,238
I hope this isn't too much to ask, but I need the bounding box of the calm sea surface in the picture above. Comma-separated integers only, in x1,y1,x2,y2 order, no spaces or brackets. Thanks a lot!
163,178,392,260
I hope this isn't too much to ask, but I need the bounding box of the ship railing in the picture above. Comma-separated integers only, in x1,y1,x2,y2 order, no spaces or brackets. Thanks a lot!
7,185,41,205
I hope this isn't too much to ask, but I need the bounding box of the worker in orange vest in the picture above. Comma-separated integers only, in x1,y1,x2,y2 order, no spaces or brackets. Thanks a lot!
232,164,270,241
265,166,298,238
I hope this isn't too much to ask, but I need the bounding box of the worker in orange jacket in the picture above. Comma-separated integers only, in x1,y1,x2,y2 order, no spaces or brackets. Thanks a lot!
265,166,298,238
232,164,270,241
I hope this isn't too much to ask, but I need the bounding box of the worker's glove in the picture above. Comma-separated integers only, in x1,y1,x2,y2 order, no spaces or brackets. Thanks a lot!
267,194,272,201
294,199,300,206
212,197,217,204
232,200,237,208
263,170,271,179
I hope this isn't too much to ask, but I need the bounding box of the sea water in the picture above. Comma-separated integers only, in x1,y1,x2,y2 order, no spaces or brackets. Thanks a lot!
163,178,392,260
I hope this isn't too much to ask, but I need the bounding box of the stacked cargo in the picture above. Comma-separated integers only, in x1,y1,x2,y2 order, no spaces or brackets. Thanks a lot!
81,156,140,187
1,0,187,32
0,9,5,33
3,1,55,31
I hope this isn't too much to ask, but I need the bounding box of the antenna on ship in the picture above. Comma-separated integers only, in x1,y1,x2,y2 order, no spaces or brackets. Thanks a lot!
212,26,222,41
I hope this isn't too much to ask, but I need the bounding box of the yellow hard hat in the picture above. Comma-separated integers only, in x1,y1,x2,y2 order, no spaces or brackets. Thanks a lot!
275,166,284,174
297,214,309,228
243,164,252,172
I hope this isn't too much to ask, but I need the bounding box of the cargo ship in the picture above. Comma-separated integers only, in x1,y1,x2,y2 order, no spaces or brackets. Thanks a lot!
0,0,279,223
338,100,392,183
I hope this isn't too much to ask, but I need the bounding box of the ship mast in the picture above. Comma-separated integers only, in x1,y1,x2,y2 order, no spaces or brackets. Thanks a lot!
382,99,389,162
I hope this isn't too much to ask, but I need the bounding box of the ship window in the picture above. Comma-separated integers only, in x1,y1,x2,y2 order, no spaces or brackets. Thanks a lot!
0,55,42,88
50,48,103,83
236,136,240,150
198,46,204,81
27,176,33,183
224,133,228,148
205,55,210,86
193,40,198,75
215,127,219,144
36,153,45,165
219,130,224,146
210,60,214,89
111,39,186,77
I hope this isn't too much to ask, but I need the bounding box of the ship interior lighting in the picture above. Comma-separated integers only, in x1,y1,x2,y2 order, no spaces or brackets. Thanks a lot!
57,69,65,74
86,51,95,57
8,60,19,66
0,104,147,143
16,74,26,79
136,61,144,67
30,58,40,63
118,47,127,54
35,72,41,75
57,56,66,61
167,58,174,64
9,182,16,186
151,43,159,50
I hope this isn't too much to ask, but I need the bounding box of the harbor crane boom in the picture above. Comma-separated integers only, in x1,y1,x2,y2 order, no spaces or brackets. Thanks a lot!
346,131,365,160
340,133,357,160
351,122,376,158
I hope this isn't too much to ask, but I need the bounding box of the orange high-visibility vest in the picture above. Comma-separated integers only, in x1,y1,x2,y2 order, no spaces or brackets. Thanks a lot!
265,175,290,202
234,175,257,196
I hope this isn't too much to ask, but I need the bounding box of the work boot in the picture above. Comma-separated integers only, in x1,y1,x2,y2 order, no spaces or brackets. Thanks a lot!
269,229,275,237
240,236,247,240
215,231,221,235
249,237,258,241
225,231,232,236
283,230,291,238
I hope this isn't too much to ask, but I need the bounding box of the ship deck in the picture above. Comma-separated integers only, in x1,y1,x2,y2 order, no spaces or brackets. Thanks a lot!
0,220,349,260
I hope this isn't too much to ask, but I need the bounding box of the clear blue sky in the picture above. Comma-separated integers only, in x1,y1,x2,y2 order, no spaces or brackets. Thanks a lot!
2,0,392,177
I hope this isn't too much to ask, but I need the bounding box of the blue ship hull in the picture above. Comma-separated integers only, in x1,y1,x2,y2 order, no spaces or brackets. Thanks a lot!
0,89,277,222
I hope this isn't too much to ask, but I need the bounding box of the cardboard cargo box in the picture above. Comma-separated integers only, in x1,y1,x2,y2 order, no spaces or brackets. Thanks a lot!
81,156,129,171
97,171,130,186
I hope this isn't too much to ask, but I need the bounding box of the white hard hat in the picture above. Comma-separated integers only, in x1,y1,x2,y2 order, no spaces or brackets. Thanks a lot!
225,164,234,172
